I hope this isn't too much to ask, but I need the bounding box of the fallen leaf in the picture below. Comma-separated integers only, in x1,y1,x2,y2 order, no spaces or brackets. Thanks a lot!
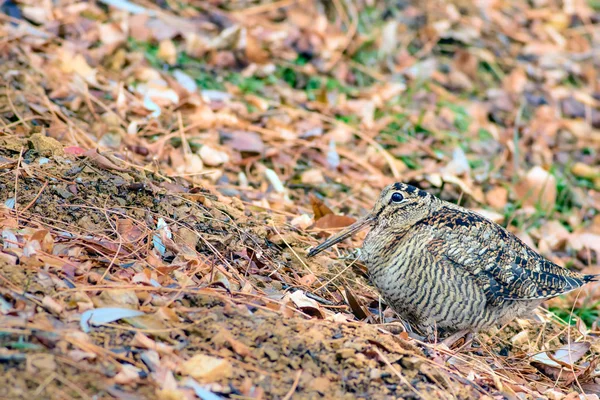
485,186,508,209
514,166,556,212
344,286,369,320
173,70,197,94
538,221,570,251
222,131,265,154
80,308,145,333
220,329,252,358
310,194,334,220
157,39,177,65
552,341,591,366
288,290,324,318
114,364,142,385
84,149,129,172
314,214,356,230
179,355,232,381
568,233,600,257
531,341,591,383
291,214,313,230
182,378,224,400
301,169,325,184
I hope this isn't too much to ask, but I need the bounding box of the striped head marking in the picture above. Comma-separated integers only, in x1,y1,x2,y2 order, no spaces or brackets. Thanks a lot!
307,183,435,257
370,183,435,230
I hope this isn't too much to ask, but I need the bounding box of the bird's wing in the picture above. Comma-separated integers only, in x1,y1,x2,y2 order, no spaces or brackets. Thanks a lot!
421,206,589,307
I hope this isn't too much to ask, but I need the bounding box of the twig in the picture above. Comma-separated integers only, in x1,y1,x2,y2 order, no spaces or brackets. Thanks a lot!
233,0,298,15
512,98,526,184
21,181,48,213
282,369,302,400
373,348,422,398
6,84,30,129
12,146,23,225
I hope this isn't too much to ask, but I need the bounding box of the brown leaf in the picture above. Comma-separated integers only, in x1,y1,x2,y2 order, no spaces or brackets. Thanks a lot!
503,68,528,94
220,329,253,358
314,214,356,230
514,166,556,212
246,33,269,64
84,149,129,172
222,130,265,154
116,219,146,242
485,186,508,209
30,229,53,253
310,194,334,220
538,221,570,251
157,39,177,65
581,383,600,395
344,286,369,320
298,273,317,287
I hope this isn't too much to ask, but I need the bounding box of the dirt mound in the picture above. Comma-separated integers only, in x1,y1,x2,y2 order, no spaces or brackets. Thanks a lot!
0,145,480,399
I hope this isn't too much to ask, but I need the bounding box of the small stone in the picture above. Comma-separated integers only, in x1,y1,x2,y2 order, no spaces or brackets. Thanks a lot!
301,169,325,184
309,377,331,393
369,368,383,380
263,346,279,361
336,348,355,359
28,133,64,156
199,146,229,167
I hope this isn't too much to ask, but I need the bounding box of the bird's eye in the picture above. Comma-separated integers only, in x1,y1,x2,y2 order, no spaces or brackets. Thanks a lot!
391,192,404,203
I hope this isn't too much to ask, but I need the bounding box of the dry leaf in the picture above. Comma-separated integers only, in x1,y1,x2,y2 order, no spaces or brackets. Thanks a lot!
314,214,357,230
220,329,253,358
344,286,369,320
514,166,556,212
157,40,177,65
290,214,313,230
288,290,324,318
309,194,334,220
179,355,232,381
222,131,265,154
485,186,508,209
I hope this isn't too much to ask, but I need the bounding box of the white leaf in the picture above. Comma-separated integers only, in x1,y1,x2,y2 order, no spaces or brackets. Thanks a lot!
173,70,197,94
80,308,145,333
2,230,18,249
4,198,15,210
183,378,223,400
553,341,591,366
98,0,156,15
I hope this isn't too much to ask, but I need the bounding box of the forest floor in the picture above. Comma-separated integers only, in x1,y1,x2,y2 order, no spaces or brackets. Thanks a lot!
1,0,600,399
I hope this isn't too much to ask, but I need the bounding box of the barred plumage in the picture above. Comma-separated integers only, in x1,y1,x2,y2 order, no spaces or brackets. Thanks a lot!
308,183,599,337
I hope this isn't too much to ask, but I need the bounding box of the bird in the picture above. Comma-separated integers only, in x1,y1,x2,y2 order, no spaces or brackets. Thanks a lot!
307,182,599,338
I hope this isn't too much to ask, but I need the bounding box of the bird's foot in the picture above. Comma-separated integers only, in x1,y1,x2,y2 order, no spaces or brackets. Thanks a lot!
338,247,362,261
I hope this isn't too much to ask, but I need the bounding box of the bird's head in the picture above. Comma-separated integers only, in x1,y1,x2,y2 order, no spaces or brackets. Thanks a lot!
307,183,436,257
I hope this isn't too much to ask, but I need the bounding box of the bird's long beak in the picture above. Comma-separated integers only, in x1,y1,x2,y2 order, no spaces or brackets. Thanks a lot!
307,214,375,257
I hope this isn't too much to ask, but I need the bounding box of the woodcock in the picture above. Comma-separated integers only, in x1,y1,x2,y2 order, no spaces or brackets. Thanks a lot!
308,183,598,337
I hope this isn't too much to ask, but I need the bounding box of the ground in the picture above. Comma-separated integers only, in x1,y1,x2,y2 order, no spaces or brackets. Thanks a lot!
1,0,600,399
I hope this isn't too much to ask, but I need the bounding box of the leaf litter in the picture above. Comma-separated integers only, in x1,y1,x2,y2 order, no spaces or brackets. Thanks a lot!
0,0,600,399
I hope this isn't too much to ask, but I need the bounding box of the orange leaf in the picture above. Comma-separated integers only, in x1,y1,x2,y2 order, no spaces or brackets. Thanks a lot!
314,214,356,230
310,194,334,221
